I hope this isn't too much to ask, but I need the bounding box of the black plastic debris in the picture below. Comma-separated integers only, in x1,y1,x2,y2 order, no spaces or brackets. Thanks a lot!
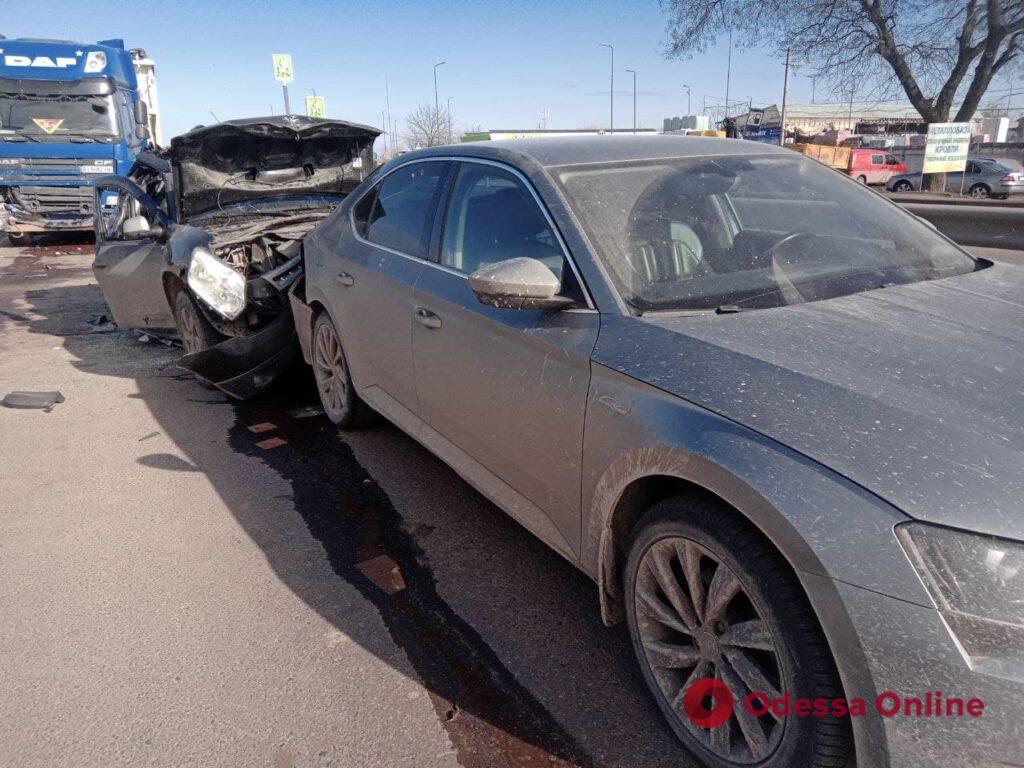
1,391,65,411
87,313,109,326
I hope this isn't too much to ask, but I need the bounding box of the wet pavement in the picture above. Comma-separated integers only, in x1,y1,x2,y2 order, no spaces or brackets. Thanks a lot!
0,237,690,767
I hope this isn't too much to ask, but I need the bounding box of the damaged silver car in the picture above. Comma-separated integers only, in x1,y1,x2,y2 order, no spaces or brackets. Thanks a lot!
91,115,379,398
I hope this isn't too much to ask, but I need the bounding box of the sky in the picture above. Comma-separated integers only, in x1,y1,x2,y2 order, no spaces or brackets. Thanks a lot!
8,0,831,142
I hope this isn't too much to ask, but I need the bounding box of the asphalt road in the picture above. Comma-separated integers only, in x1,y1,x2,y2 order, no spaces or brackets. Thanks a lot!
0,236,690,768
2,235,1021,768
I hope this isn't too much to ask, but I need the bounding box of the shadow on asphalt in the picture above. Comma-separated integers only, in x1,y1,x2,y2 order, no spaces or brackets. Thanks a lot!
13,252,689,768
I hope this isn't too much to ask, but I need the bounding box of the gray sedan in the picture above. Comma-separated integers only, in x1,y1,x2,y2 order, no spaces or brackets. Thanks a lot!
292,137,1023,768
887,156,1024,197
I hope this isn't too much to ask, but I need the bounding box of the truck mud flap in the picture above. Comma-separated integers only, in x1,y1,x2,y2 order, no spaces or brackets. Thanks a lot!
177,311,297,400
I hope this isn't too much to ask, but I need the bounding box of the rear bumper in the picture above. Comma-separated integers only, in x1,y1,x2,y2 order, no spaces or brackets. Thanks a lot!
996,182,1024,197
176,310,297,400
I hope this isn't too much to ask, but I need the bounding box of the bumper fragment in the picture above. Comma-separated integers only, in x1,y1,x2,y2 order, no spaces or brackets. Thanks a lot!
1,203,92,233
177,310,297,400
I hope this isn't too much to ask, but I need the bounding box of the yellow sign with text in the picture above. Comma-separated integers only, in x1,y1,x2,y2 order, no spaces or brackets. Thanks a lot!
272,53,293,84
923,122,971,174
305,96,325,118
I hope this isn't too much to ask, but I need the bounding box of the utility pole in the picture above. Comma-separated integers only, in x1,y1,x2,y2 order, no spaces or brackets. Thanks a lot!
599,43,614,132
724,27,733,118
683,84,691,115
626,69,637,134
447,96,453,144
384,76,393,157
779,47,791,146
433,61,446,114
381,110,388,156
282,84,291,116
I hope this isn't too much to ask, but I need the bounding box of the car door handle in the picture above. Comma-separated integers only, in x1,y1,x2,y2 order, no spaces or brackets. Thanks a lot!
414,307,442,330
336,271,355,287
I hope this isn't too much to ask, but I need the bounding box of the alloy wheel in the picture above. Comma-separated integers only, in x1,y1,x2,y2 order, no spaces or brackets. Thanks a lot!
312,320,348,417
178,302,203,354
634,537,786,764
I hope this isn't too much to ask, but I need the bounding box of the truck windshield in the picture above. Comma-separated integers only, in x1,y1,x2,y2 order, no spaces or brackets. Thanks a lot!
0,93,119,141
556,153,980,313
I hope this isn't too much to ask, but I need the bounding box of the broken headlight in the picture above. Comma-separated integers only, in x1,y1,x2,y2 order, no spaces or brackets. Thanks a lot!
187,247,246,320
898,522,1024,664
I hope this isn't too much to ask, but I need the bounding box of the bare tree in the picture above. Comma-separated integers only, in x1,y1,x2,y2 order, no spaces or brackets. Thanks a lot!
661,0,1024,122
404,103,450,149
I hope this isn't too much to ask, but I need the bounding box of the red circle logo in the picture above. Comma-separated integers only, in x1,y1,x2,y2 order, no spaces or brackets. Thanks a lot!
682,678,734,729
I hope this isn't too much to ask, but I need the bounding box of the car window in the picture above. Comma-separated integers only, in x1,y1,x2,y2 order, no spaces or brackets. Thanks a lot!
355,162,446,259
886,155,899,165
871,155,884,165
556,154,977,313
966,162,978,174
440,163,564,279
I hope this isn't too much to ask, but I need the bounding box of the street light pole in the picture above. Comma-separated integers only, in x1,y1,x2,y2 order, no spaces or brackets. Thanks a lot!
779,47,792,146
683,84,691,115
599,43,614,132
724,27,733,118
626,69,637,134
433,61,446,114
447,96,453,144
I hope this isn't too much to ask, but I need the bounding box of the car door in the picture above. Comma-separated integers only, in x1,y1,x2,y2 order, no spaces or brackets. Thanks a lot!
944,161,973,192
316,159,450,428
410,160,599,559
91,177,176,331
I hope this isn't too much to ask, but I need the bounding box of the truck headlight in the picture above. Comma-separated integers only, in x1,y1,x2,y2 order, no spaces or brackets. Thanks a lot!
898,523,1024,663
187,247,246,320
84,51,107,73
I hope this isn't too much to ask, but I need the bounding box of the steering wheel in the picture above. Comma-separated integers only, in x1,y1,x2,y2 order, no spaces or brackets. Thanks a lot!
767,231,815,262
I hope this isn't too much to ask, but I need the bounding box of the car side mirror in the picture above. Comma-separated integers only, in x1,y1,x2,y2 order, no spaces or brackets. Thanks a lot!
133,100,150,141
468,257,576,310
122,215,166,242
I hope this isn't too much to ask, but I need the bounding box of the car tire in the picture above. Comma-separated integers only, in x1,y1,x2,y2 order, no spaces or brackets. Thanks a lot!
968,183,990,198
311,312,372,429
173,288,221,389
624,495,852,768
856,175,867,184
893,180,913,192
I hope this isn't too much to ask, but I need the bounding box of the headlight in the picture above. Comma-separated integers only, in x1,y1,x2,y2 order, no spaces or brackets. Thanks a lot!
898,522,1024,663
187,247,246,320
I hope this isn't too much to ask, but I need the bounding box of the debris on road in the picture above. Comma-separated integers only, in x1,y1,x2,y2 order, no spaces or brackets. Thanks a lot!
255,436,288,450
287,405,324,419
247,422,278,434
356,554,407,595
1,390,65,411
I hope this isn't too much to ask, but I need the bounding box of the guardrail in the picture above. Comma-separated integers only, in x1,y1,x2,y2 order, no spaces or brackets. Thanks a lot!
893,195,1024,250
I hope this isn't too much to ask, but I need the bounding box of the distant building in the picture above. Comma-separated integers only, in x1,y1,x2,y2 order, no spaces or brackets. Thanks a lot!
461,128,658,142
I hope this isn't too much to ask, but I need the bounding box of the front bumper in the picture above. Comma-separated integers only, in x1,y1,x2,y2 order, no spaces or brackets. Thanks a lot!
0,202,92,233
177,310,297,400
832,579,1024,767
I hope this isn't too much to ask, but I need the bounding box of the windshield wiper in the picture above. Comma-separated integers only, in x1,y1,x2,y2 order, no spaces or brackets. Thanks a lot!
4,132,40,143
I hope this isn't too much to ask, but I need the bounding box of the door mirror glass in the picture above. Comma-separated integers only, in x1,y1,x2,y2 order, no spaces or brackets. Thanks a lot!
123,215,150,237
469,257,574,310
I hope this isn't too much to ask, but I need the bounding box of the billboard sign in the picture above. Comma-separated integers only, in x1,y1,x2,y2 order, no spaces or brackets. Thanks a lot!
305,96,325,118
272,53,293,84
923,123,971,174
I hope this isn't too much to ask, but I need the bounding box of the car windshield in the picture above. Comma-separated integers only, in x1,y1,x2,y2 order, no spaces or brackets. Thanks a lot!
0,93,119,139
556,153,980,313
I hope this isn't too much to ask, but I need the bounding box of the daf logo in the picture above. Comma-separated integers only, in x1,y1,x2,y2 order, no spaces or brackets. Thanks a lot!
0,50,80,69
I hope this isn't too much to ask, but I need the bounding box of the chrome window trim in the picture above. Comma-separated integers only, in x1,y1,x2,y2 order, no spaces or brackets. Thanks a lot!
349,155,596,311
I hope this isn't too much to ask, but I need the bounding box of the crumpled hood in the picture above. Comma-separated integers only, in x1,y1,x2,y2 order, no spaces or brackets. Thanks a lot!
595,261,1024,541
169,116,380,220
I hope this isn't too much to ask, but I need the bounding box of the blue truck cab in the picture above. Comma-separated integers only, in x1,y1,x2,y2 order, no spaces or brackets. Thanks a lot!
0,37,156,241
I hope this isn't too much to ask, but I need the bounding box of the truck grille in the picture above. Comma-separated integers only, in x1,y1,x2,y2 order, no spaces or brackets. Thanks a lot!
0,157,110,173
10,186,94,214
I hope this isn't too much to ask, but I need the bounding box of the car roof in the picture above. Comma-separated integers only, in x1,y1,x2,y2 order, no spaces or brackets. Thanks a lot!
397,135,788,169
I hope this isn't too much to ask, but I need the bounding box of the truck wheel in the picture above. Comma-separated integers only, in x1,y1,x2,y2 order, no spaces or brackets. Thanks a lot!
968,184,990,198
311,312,372,428
856,175,867,184
624,495,852,768
7,233,34,247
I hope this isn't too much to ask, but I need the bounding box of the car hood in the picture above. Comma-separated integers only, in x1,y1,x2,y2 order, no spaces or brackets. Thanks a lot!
169,116,380,220
595,261,1024,540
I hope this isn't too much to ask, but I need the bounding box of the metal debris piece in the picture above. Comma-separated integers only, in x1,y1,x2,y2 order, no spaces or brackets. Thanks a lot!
248,422,277,434
356,554,406,595
287,406,324,419
255,436,287,450
87,313,109,326
1,390,65,411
